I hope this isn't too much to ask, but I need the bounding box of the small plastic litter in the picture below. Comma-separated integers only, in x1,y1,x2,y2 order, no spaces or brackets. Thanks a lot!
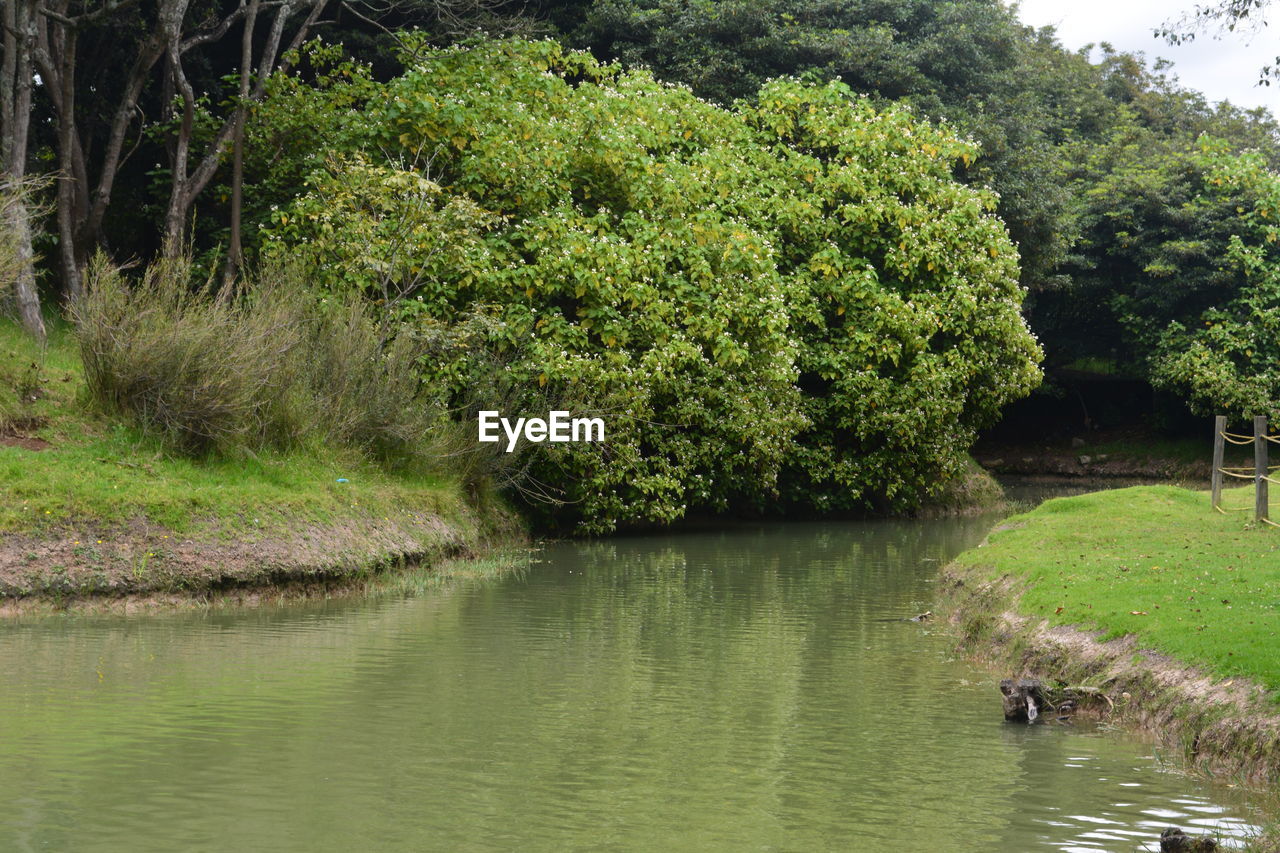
336,478,349,483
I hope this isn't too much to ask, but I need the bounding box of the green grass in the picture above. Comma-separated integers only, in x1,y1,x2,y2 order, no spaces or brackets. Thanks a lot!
0,319,463,538
954,484,1280,690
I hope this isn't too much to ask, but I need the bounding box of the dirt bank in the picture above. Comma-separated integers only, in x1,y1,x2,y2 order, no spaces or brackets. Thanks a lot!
940,566,1280,788
0,497,522,612
971,426,1243,481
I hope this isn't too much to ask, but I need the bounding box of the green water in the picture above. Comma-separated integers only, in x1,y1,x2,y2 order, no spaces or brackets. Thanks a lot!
0,518,1265,851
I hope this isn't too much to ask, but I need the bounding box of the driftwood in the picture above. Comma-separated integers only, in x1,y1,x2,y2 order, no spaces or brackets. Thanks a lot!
999,679,1119,723
1000,678,1047,722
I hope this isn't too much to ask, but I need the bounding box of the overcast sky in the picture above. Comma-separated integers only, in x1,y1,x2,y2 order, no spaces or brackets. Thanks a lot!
1014,0,1280,113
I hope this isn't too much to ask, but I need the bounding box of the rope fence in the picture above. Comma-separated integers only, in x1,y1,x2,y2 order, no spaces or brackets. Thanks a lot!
1210,414,1280,524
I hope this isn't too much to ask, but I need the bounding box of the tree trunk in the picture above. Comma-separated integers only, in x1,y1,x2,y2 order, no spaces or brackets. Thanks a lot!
164,0,325,254
160,0,196,257
223,0,262,287
1,0,45,342
4,193,45,341
31,1,167,292
51,25,86,303
55,174,85,304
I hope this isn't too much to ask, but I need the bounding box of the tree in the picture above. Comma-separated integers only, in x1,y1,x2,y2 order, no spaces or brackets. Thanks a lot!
157,0,330,258
2,0,540,302
262,39,1041,529
562,0,1084,292
1026,49,1280,378
1147,141,1280,420
1157,0,1280,85
3,0,344,300
1,0,45,339
27,0,169,300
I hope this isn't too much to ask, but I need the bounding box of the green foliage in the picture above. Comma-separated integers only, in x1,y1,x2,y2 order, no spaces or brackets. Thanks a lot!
992,55,1280,400
264,38,1041,530
266,152,497,315
1148,143,1280,420
0,318,472,541
212,40,387,266
1028,117,1280,421
740,79,1041,509
559,0,1280,399
298,286,442,460
565,0,1104,291
17,0,1280,450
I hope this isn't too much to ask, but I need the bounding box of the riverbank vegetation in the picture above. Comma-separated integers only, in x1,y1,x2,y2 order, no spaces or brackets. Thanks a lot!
4,29,1044,535
559,0,1280,422
4,0,1280,538
0,317,514,598
262,38,1040,529
944,484,1280,799
952,485,1280,688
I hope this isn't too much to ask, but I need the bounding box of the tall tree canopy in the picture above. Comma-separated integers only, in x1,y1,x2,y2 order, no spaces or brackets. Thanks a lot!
548,0,1280,402
260,38,1041,529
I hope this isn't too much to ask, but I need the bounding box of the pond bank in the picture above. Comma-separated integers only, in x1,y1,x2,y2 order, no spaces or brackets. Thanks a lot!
0,321,525,612
973,427,1238,482
0,493,522,614
5,514,1262,851
940,486,1280,844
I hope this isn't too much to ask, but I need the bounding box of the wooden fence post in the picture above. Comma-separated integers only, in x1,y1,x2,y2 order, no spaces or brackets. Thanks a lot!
1256,415,1269,523
1212,415,1226,511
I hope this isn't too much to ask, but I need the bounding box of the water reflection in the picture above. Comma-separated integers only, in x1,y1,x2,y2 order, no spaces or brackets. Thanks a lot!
0,516,1264,851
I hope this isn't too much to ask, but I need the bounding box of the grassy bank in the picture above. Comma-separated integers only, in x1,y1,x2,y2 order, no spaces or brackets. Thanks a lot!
952,485,1280,688
943,484,1280,800
916,456,1009,517
0,320,521,602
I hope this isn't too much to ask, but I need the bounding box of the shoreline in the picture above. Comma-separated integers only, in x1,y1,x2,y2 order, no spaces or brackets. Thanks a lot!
940,565,1280,787
937,486,1280,849
0,495,525,616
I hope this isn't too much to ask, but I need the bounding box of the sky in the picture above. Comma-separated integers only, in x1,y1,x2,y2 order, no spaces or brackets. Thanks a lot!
1015,0,1280,113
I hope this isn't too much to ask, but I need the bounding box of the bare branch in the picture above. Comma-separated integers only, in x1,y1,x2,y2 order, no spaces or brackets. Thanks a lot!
35,0,143,30
180,1,291,54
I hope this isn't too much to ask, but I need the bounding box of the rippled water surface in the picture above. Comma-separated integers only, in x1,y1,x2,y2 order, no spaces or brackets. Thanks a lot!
0,517,1266,851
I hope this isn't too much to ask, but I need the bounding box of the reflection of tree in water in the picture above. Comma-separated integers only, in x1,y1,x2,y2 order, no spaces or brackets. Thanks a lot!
0,516,1260,851
526,516,997,630
421,515,1026,848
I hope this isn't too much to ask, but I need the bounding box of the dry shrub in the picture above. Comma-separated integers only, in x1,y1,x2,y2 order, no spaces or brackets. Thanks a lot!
0,356,45,435
73,254,305,453
72,253,441,460
0,198,19,310
298,280,439,459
